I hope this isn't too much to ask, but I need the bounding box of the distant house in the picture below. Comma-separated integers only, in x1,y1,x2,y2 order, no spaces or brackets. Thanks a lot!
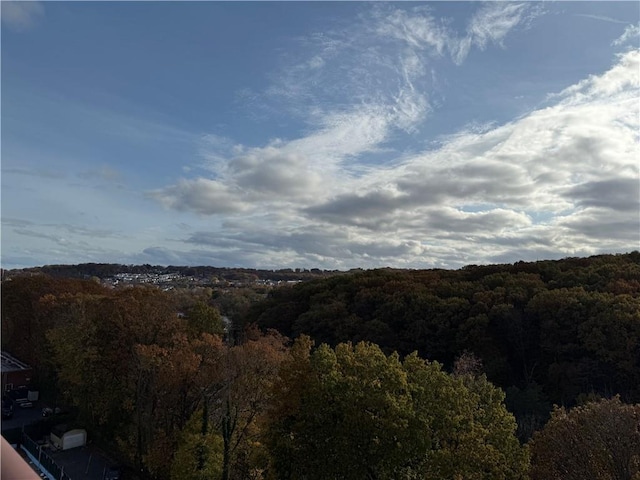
1,351,33,393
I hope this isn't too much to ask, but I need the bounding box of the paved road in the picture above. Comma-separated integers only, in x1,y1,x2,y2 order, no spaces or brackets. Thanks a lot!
1,403,43,431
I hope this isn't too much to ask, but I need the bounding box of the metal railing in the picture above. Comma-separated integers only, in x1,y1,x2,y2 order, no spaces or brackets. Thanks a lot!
20,431,73,480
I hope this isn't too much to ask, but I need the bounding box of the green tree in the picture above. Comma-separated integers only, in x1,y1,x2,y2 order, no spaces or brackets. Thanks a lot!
170,408,224,480
406,354,528,480
266,338,528,480
187,302,225,337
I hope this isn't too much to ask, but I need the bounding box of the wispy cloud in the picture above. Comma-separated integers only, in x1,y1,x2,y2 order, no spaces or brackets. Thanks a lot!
574,13,629,25
2,167,65,179
78,165,124,183
1,217,128,268
373,3,539,65
1,1,44,31
2,217,123,239
612,23,640,47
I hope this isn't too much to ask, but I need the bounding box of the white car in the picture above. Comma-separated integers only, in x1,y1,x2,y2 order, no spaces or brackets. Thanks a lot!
42,406,63,417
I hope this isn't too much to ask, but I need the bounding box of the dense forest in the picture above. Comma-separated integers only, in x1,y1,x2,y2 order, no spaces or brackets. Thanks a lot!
248,252,640,437
2,252,639,479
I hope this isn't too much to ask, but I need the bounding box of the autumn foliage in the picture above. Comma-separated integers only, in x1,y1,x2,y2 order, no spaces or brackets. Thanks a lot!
530,396,640,480
2,252,639,479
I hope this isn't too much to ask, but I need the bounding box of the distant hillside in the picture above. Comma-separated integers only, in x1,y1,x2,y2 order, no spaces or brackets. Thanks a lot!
2,262,344,283
3,252,639,446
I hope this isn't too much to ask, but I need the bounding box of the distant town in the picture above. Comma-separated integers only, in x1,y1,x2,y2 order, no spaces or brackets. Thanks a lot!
104,271,306,290
1,263,350,290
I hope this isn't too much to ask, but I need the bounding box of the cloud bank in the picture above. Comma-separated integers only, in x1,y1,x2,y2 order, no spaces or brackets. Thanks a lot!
150,41,639,269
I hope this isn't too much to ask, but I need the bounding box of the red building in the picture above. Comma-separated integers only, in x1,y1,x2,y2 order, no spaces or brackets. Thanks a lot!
1,351,33,393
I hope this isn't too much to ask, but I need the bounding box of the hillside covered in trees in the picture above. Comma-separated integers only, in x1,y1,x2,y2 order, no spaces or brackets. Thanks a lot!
247,252,640,439
2,262,341,283
2,252,639,479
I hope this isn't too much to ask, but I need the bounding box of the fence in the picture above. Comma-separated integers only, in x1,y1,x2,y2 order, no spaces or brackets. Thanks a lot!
20,430,73,480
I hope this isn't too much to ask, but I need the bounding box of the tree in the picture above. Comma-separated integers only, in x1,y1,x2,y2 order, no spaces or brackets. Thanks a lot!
435,371,529,480
407,354,529,480
215,329,288,480
530,396,640,480
265,338,528,480
46,287,188,474
1,275,106,375
187,302,225,337
170,408,224,480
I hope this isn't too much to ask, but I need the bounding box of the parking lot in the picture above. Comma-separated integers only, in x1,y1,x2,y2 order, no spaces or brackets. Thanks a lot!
45,443,116,480
2,402,120,480
1,400,44,431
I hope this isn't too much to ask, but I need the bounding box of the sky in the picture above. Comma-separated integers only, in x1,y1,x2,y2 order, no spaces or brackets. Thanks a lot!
1,1,639,271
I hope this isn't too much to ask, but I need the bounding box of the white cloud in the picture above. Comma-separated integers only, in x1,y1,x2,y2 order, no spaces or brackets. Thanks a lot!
1,1,44,31
151,102,399,215
280,50,637,266
3,3,636,271
148,178,246,215
230,148,322,198
150,47,639,268
556,49,639,100
154,3,537,222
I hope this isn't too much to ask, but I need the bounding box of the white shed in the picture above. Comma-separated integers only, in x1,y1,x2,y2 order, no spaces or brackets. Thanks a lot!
50,428,87,451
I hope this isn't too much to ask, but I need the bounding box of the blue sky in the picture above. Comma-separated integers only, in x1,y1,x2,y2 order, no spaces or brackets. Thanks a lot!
2,1,639,270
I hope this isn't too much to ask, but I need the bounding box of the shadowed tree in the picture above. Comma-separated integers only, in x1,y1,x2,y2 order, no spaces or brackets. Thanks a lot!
530,396,640,480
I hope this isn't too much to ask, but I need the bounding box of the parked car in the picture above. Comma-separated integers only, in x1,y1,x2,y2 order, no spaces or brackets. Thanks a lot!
42,406,64,417
43,404,75,417
103,465,122,480
1,397,13,419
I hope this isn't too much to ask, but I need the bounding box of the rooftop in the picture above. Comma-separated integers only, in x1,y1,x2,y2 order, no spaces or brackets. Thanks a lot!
1,352,31,374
